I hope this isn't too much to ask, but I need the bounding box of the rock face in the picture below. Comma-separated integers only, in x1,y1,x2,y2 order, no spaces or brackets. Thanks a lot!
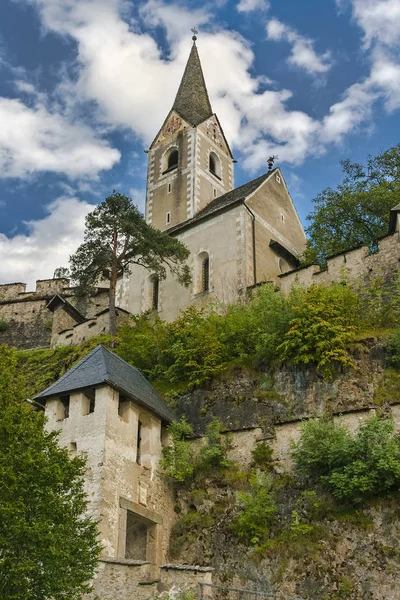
170,341,400,599
176,339,388,435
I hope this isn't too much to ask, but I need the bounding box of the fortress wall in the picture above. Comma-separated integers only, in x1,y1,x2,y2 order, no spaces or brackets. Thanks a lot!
0,279,70,349
279,231,400,293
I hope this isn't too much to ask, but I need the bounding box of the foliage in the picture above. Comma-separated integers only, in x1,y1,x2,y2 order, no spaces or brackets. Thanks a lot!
161,417,230,483
251,442,273,470
358,271,400,330
198,417,230,470
304,145,400,264
0,318,8,331
160,418,194,483
0,345,100,599
53,266,70,279
292,415,400,504
170,511,214,557
234,472,277,547
277,283,359,377
386,327,400,368
68,191,190,334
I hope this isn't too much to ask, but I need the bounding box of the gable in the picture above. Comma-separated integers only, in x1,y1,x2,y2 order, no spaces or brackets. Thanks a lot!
150,110,192,149
198,114,233,159
245,168,306,256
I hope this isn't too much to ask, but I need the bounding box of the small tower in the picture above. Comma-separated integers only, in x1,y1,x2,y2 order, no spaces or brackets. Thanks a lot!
146,37,234,230
34,345,176,579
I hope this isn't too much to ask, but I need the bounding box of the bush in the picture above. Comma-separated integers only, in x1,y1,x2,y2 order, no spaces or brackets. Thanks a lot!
277,283,359,377
198,417,230,471
292,415,400,504
160,418,194,483
161,417,230,483
0,319,8,332
386,326,400,368
234,472,277,546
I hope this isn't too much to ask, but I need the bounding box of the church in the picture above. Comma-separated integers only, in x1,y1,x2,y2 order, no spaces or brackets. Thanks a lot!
117,36,307,322
0,36,307,350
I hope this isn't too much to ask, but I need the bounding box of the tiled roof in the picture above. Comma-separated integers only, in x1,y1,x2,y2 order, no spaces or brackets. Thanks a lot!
35,345,174,422
172,42,213,126
168,170,274,235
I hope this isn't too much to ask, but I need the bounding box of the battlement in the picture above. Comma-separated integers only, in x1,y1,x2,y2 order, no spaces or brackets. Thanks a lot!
280,231,400,293
0,278,70,302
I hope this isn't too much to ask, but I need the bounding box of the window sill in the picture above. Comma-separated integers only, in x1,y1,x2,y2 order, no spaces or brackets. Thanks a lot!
209,171,222,181
162,165,178,176
194,289,212,298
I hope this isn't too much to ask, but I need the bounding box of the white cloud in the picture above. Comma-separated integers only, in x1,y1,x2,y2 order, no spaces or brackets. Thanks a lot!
19,0,400,173
237,0,269,13
0,96,120,179
350,0,400,48
266,18,332,74
0,197,91,288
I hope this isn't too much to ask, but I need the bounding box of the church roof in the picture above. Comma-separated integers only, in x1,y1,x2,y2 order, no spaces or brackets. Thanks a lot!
172,42,213,126
168,169,276,235
34,345,175,422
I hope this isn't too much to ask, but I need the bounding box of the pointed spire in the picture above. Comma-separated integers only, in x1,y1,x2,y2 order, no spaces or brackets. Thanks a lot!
172,40,213,126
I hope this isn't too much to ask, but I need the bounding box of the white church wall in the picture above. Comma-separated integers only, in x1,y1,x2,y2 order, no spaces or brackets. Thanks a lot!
117,204,247,322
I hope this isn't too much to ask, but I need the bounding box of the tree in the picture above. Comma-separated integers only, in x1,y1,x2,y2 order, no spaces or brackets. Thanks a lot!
0,345,100,599
304,145,400,264
69,192,191,335
53,266,70,279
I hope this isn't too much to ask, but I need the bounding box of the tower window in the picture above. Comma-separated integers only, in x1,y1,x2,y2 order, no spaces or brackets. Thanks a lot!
167,182,172,194
213,188,217,198
166,149,178,171
57,395,70,421
136,421,142,465
202,257,210,293
209,152,221,179
166,211,171,225
152,276,159,311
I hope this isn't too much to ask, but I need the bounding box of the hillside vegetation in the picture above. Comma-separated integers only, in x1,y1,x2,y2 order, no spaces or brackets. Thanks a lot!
8,272,400,401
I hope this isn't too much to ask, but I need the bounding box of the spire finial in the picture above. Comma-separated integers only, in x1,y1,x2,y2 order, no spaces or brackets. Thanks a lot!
191,27,198,42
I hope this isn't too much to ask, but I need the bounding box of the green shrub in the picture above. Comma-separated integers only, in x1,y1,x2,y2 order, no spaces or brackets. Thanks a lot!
0,319,8,332
234,472,277,546
160,418,194,483
359,271,400,330
198,417,230,471
251,442,273,470
386,327,400,368
292,415,400,504
277,283,359,377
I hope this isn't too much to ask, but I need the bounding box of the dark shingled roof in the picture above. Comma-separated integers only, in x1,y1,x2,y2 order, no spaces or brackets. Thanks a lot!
389,203,400,233
168,170,275,235
35,345,174,422
172,42,213,126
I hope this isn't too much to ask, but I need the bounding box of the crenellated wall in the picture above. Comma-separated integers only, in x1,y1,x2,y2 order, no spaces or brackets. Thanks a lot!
279,230,400,293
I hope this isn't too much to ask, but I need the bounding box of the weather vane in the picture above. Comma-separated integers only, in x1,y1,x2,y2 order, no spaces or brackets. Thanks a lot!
267,155,278,171
191,27,198,42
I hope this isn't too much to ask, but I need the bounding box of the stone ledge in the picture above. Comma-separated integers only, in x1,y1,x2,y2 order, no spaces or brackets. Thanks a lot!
99,557,150,567
161,564,214,572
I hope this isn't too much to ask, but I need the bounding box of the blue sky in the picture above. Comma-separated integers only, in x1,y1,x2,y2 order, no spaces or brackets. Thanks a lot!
1,0,400,286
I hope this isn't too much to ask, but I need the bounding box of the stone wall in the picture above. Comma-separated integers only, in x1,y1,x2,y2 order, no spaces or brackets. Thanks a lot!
280,230,400,293
0,279,70,349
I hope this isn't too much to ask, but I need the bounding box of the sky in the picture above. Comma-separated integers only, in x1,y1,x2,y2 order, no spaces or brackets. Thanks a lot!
0,0,400,287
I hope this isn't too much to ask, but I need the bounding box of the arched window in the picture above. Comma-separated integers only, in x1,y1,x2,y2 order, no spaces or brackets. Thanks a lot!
202,257,210,293
151,276,159,311
167,149,178,170
209,152,221,179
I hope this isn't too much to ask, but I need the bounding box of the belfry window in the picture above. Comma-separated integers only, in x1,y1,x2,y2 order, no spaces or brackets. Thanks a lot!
152,276,159,311
209,152,221,179
166,149,178,171
202,257,210,293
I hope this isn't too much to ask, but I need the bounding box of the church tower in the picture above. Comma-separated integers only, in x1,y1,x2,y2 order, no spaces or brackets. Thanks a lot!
145,37,234,231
